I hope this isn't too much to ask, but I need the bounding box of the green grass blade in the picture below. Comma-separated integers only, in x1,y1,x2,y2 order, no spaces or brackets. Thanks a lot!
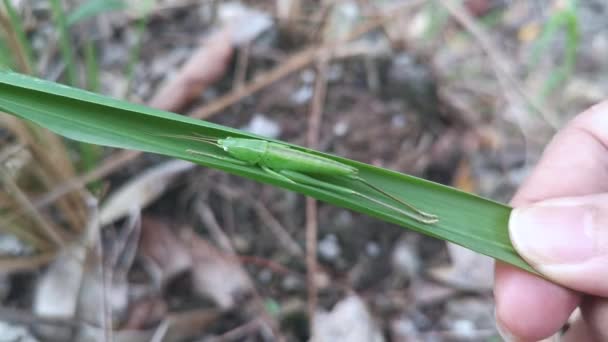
66,0,126,27
124,1,151,97
83,40,99,92
50,0,78,86
0,70,534,274
529,0,579,100
2,0,33,73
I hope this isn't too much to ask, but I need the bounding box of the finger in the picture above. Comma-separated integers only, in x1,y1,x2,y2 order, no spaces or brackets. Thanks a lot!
495,262,579,341
510,194,608,296
495,100,608,339
581,296,608,340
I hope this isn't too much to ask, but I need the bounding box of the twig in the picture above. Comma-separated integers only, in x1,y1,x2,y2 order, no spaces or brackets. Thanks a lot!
0,253,57,273
0,167,66,248
305,57,329,333
0,8,32,74
97,225,111,342
196,200,235,253
234,43,251,90
0,307,81,328
237,255,296,276
251,200,304,257
149,319,170,342
34,150,140,211
440,0,559,129
210,318,262,342
190,46,318,119
214,183,304,257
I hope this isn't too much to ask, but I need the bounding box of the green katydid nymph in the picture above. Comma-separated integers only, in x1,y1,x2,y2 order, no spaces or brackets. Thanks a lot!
160,133,439,224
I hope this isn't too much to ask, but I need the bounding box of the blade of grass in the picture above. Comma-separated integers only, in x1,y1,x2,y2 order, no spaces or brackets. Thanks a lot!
66,0,107,176
529,0,579,100
80,39,103,178
1,0,33,74
424,0,449,39
50,0,78,86
66,0,126,27
84,40,99,92
0,70,534,274
124,16,146,96
124,0,152,97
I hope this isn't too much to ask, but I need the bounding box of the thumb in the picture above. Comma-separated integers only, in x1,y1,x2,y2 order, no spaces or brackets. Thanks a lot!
509,194,608,296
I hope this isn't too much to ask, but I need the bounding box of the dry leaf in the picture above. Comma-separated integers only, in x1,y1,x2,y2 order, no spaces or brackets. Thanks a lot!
183,231,252,310
139,216,192,287
147,29,234,112
99,160,194,226
33,246,86,340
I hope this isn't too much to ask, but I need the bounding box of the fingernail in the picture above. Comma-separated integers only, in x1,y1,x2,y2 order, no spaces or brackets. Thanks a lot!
510,204,601,265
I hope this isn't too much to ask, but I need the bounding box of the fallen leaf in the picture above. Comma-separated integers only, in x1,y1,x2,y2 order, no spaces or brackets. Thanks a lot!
33,246,86,340
147,29,234,112
139,216,192,287
99,160,194,226
182,230,252,310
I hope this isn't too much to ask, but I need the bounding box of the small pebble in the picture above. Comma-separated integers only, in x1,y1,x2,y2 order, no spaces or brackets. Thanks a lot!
333,120,349,136
242,114,281,138
291,85,313,104
365,242,380,257
319,234,341,260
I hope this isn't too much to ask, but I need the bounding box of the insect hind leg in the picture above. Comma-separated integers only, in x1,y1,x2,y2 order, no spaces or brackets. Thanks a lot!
350,176,438,222
261,165,296,184
279,170,438,224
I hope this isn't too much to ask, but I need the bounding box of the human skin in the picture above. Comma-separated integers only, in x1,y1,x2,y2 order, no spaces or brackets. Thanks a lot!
494,100,608,341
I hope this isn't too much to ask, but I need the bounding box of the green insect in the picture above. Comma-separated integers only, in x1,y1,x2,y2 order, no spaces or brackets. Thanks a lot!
162,134,438,224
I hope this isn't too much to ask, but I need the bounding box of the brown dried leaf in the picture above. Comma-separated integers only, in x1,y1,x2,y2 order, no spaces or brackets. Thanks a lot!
123,297,168,330
182,230,252,310
139,216,192,287
99,160,194,226
147,29,234,112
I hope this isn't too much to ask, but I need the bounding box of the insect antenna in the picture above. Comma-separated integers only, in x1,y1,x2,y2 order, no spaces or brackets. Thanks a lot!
353,176,438,222
152,133,221,148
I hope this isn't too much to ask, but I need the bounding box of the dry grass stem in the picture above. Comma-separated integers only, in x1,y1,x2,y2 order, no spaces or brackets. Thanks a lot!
305,57,329,332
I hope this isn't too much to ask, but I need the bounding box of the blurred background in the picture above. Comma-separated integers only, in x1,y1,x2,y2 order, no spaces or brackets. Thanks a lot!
0,0,600,341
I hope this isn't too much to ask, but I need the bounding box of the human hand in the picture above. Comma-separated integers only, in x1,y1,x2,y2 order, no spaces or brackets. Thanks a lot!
495,101,608,341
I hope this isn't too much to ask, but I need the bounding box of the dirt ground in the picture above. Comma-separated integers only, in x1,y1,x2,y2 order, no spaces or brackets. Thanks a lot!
0,0,606,341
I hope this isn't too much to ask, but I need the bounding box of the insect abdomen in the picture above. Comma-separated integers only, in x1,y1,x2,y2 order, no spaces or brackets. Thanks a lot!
261,143,356,176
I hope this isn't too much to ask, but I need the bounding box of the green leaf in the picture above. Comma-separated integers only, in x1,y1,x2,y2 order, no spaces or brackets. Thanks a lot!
0,70,534,274
529,0,579,100
67,0,126,27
